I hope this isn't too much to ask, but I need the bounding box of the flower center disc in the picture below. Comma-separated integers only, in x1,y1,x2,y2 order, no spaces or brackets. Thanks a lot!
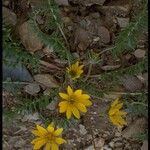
46,134,55,142
69,98,75,104
69,70,77,77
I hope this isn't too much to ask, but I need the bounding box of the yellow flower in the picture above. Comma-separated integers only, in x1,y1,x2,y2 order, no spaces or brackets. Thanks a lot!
66,61,84,80
108,98,127,127
58,86,92,119
31,123,66,150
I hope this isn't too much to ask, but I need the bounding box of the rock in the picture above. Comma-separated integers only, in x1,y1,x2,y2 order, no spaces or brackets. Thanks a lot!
79,124,87,135
18,21,44,53
55,0,69,6
115,131,122,137
94,138,105,148
103,93,122,101
29,0,46,7
46,98,58,111
62,17,71,24
85,134,93,142
100,5,131,17
142,72,148,88
72,52,80,59
122,117,147,139
134,49,146,58
34,74,59,88
114,148,123,150
125,53,132,60
36,15,44,25
3,141,9,149
43,89,51,96
141,140,148,150
109,141,115,148
103,145,112,150
22,113,40,122
43,45,54,55
124,143,131,150
116,17,129,28
113,137,122,143
121,75,143,92
91,12,100,19
3,1,9,6
14,138,26,148
24,83,40,95
142,73,148,82
82,0,106,6
3,62,33,82
115,142,123,148
98,26,110,44
74,27,92,51
8,136,21,146
101,64,121,71
84,145,95,150
2,7,17,26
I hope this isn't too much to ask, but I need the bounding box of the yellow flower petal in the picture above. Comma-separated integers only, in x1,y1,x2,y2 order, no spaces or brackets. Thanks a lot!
74,89,82,95
33,139,47,150
51,143,59,150
75,103,87,113
32,130,45,137
45,143,51,150
117,116,127,125
59,102,68,113
31,137,42,144
81,94,90,99
110,117,120,126
75,61,79,67
54,128,63,136
111,98,119,108
36,125,48,135
71,106,80,119
71,64,76,70
59,93,69,100
55,138,66,144
116,111,127,116
59,101,68,106
49,122,55,127
72,76,79,80
79,99,92,106
108,108,118,116
66,107,72,119
67,86,73,95
47,125,54,133
79,65,84,69
78,70,83,74
115,103,123,110
66,67,69,72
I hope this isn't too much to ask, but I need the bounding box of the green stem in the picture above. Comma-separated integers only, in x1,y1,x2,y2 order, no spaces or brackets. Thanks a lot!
131,102,148,107
109,91,148,96
47,0,71,65
84,63,93,81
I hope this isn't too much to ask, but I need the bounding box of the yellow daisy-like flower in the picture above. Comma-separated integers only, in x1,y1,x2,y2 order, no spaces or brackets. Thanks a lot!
66,61,84,80
108,98,127,127
31,123,66,150
58,86,92,119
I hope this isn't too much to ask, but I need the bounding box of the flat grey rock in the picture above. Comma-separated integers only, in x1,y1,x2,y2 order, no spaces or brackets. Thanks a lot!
3,63,33,82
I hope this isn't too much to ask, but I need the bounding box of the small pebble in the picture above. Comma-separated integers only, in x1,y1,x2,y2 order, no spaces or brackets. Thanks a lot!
109,141,115,148
103,145,112,150
115,142,123,148
134,49,146,58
